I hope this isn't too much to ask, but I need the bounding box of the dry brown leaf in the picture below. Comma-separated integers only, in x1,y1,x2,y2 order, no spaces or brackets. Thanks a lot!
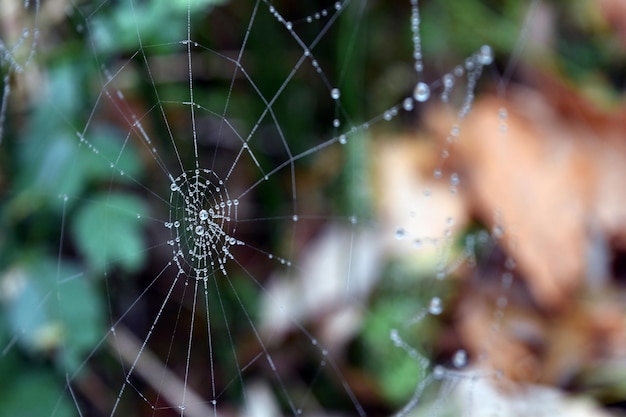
456,269,626,390
426,74,626,391
372,135,469,262
425,78,626,310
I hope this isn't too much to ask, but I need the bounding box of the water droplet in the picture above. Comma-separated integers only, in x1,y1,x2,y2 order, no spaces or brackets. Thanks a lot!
292,214,299,222
390,329,402,347
402,97,414,111
170,183,178,191
395,228,406,240
350,216,357,225
414,239,422,248
478,45,493,65
195,225,205,235
306,16,313,23
465,57,475,71
330,88,341,100
199,210,209,220
442,73,454,88
428,297,443,315
413,82,430,102
453,349,467,368
335,1,341,10
338,134,347,145
433,365,445,379
285,22,292,30
450,173,459,186
505,257,516,270
173,221,180,228
434,168,442,178
333,118,340,127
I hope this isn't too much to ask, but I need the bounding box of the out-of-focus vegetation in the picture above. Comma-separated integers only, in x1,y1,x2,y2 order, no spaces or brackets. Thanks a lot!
1,0,626,416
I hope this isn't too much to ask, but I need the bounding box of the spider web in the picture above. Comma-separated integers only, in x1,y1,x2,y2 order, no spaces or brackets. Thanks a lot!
0,0,541,416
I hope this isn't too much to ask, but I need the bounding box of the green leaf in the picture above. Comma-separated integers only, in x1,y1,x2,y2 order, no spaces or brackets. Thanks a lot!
0,368,76,417
83,126,143,183
92,0,226,54
15,64,86,211
361,296,436,406
72,193,148,273
1,257,104,375
55,268,105,373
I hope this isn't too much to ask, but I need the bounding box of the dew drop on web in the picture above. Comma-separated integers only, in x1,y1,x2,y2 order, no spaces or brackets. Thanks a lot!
478,44,493,65
428,296,443,315
452,349,467,368
402,97,414,111
413,81,430,102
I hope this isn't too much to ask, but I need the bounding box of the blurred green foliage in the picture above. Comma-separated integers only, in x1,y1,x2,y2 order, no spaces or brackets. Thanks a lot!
0,1,223,415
